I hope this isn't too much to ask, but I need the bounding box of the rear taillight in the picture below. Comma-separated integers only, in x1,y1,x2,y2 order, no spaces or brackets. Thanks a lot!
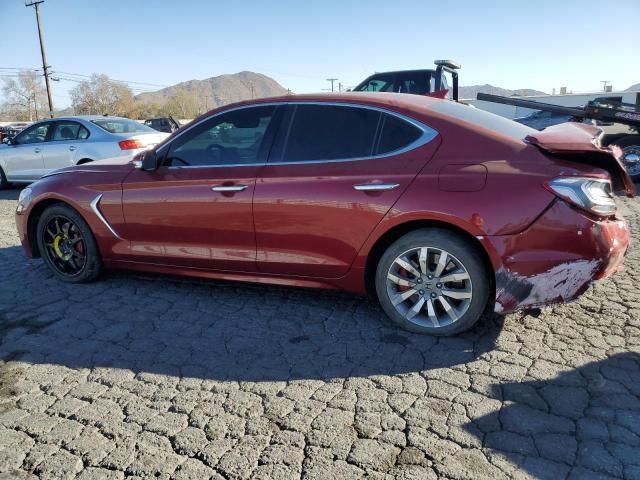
545,177,616,216
118,139,145,150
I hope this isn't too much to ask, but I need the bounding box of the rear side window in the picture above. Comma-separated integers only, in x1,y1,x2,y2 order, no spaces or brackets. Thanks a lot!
52,121,83,141
376,114,422,155
282,105,381,162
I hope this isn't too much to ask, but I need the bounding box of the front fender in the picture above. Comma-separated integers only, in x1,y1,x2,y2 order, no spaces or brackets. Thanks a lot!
18,170,128,260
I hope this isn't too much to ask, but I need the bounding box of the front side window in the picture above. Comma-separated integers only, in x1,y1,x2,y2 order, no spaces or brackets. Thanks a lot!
165,105,276,167
281,105,381,162
15,123,50,144
354,74,395,92
51,121,86,141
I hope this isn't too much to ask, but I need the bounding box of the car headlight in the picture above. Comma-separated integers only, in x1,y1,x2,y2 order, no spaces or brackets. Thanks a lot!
16,187,33,214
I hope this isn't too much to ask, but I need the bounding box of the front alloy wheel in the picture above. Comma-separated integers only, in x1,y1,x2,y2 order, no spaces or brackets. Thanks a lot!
37,204,103,283
375,229,489,335
42,215,87,276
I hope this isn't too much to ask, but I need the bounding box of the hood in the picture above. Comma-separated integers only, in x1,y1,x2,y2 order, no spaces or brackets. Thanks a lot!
42,157,135,179
525,123,635,197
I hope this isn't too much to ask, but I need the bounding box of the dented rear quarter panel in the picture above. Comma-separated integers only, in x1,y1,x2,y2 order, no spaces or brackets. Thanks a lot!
491,200,629,313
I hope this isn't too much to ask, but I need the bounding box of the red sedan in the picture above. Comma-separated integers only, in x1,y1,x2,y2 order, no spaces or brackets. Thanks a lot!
15,93,635,335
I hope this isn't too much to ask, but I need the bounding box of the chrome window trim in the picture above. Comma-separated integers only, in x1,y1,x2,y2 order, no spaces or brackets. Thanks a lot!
158,101,439,170
90,194,123,240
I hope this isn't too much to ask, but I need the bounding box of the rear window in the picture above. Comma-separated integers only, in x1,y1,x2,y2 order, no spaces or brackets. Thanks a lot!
429,101,536,140
91,118,155,134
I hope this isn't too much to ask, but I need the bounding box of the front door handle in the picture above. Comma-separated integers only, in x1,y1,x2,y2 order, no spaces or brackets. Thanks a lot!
69,146,76,151
34,148,41,153
211,184,248,192
353,183,400,191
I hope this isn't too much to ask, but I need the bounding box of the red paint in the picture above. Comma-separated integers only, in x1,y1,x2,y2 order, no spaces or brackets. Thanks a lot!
15,93,633,315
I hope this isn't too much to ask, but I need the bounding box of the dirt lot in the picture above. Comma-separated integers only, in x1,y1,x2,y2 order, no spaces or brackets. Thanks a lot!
0,187,639,480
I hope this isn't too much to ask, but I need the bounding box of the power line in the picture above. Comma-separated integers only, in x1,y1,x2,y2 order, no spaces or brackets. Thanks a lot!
1,66,167,90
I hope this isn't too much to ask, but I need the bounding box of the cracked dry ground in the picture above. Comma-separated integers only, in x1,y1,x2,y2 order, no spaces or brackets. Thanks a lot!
0,188,638,480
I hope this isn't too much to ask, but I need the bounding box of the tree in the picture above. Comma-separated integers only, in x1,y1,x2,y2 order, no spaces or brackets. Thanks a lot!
70,74,137,117
164,89,201,119
1,70,48,121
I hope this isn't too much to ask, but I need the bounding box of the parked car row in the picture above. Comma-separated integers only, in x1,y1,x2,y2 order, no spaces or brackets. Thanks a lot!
14,92,635,336
0,116,168,188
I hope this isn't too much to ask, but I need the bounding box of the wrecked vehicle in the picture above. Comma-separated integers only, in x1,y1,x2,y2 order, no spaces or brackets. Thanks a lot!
15,93,635,335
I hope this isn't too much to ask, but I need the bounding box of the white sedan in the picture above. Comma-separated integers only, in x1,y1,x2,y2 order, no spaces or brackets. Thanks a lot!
0,116,169,188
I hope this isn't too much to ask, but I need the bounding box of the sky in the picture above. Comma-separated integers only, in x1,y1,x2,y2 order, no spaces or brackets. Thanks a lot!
1,0,639,109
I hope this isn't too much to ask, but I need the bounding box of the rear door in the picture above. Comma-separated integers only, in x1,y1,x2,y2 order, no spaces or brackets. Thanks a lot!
41,120,90,171
253,103,440,278
2,122,51,181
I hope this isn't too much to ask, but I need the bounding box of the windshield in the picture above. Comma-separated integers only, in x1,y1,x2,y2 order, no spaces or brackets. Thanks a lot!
91,118,155,134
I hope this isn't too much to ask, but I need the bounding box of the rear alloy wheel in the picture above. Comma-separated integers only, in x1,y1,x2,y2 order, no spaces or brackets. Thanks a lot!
36,204,103,283
375,229,489,335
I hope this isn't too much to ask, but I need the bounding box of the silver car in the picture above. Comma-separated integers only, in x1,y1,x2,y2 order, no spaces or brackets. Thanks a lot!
0,116,169,187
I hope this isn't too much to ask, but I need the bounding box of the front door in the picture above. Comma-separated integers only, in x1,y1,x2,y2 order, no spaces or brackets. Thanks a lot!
3,122,51,182
121,104,280,272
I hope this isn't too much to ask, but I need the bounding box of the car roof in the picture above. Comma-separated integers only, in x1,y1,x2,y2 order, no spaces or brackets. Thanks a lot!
54,115,133,121
211,92,444,117
363,69,436,76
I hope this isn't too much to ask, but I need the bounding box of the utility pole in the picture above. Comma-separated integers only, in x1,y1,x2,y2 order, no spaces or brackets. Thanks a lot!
26,0,54,118
600,80,610,92
326,78,338,92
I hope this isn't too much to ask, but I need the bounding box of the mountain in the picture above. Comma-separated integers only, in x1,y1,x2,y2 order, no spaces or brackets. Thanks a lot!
625,83,640,91
135,71,289,108
459,84,547,100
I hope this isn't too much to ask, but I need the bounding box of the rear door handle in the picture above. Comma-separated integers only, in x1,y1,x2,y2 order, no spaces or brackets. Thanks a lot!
353,183,400,191
211,184,248,192
34,148,41,153
69,146,76,151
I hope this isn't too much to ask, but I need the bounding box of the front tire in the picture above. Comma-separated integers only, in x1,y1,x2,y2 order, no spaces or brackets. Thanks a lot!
375,228,490,336
36,204,103,283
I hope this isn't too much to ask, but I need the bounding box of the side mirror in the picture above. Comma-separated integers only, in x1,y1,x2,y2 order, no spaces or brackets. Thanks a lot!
141,149,160,171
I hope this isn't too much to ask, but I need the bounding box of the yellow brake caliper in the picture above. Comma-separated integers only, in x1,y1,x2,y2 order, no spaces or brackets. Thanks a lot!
53,234,72,261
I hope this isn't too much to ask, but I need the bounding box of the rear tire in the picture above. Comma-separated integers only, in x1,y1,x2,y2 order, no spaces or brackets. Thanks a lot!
375,228,490,336
36,204,103,283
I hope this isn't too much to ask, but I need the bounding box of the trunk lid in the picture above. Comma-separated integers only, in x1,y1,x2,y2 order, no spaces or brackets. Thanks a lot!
525,122,636,197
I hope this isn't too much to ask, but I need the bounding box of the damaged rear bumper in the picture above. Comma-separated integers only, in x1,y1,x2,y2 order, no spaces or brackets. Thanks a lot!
490,200,629,314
